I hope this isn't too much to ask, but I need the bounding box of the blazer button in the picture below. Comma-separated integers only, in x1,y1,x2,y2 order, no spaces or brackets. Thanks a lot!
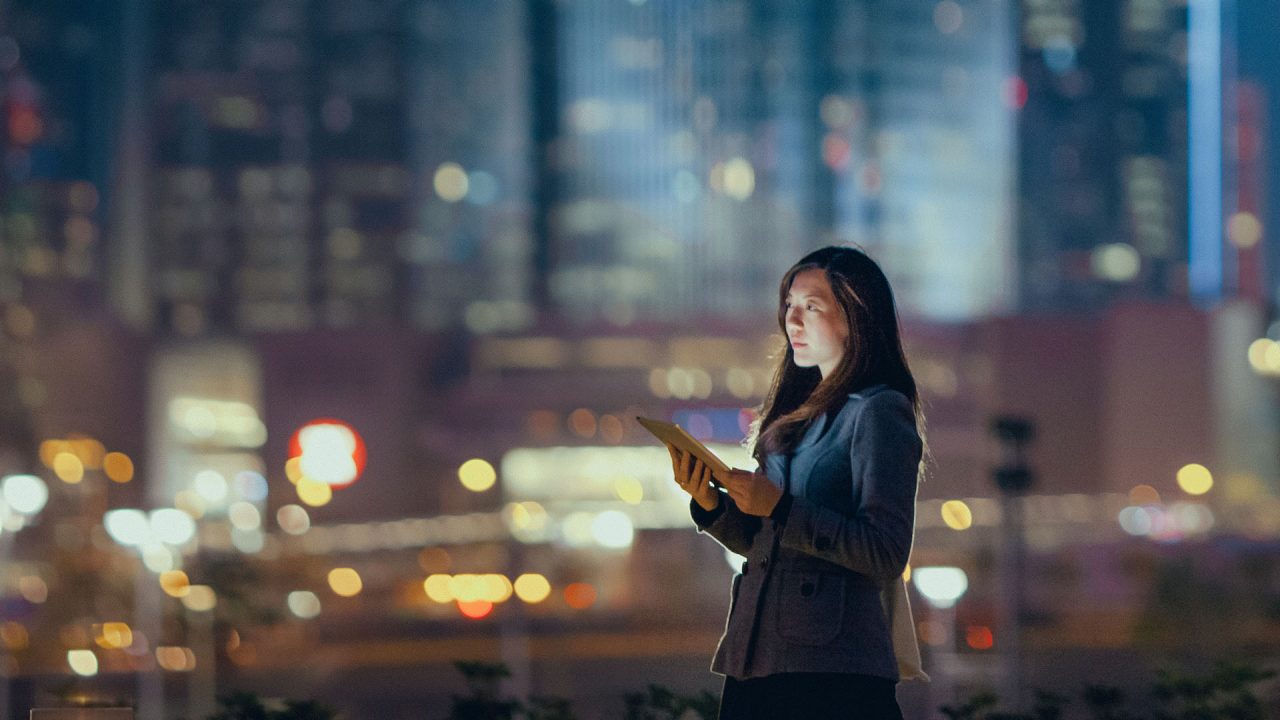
814,536,831,551
759,556,769,568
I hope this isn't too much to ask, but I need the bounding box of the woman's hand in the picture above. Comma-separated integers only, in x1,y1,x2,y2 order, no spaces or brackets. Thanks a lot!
667,446,720,512
713,468,783,517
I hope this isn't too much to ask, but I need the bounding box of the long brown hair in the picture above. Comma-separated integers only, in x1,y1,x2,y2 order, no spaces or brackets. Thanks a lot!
745,245,930,480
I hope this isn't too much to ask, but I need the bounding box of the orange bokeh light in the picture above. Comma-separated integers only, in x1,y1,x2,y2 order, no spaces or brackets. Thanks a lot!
563,583,597,610
966,625,994,650
457,600,494,619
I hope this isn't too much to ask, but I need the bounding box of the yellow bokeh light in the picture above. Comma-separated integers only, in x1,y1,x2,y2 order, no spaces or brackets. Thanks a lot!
1250,338,1280,375
482,574,514,603
182,585,217,612
513,574,551,604
94,622,133,650
285,456,304,484
1227,212,1262,249
1176,464,1213,495
448,574,487,603
296,477,333,506
1224,473,1264,504
328,568,363,597
53,452,84,484
941,500,973,530
903,564,911,583
433,162,469,202
159,570,191,598
103,452,134,482
458,459,497,492
1247,338,1272,372
722,158,755,200
424,574,454,603
614,476,644,504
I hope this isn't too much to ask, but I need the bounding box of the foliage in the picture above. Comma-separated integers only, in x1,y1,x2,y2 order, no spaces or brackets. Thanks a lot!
205,657,1275,720
622,683,719,720
205,691,337,720
446,661,578,720
937,659,1275,720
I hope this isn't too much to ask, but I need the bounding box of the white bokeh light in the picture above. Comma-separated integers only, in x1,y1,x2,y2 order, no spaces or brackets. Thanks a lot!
104,509,151,546
2,474,48,516
150,508,196,545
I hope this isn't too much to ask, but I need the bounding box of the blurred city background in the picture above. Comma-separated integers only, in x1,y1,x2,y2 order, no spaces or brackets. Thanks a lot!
0,0,1278,718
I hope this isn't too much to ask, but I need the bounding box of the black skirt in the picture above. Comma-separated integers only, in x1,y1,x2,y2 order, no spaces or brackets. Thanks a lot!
718,672,904,720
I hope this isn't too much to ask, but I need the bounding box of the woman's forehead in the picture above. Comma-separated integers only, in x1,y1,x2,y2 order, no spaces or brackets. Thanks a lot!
786,268,833,298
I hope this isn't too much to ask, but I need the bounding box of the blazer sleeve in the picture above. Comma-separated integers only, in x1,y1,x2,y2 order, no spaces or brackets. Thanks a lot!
777,390,921,582
690,492,762,557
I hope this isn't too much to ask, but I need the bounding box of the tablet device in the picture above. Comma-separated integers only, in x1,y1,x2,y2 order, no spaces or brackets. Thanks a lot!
635,416,731,475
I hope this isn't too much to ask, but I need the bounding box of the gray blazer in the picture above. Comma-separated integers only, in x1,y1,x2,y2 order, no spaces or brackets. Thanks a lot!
691,383,922,680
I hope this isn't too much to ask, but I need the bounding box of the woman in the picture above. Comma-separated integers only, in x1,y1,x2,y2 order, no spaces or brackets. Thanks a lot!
668,245,928,720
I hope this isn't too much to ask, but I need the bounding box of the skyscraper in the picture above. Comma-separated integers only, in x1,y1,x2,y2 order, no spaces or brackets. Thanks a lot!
0,0,115,299
1017,0,1191,311
828,0,1018,320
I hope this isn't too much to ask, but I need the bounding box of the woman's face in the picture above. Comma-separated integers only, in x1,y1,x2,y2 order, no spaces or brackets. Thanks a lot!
784,268,849,378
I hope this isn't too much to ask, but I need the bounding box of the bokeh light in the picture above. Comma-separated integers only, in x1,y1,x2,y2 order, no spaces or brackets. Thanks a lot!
514,574,551,604
287,591,321,619
104,509,150,546
458,458,497,492
1129,484,1162,505
182,585,217,612
159,570,191,598
297,477,333,506
457,600,493,618
1176,463,1213,495
150,508,197,545
94,622,133,650
328,568,363,597
156,646,197,672
67,649,98,676
2,474,47,515
277,504,311,535
53,452,84,484
290,419,366,488
563,582,597,609
941,500,973,530
966,625,994,650
911,566,968,609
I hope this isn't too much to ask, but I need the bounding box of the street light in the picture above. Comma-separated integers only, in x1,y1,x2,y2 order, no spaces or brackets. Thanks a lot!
991,415,1036,710
913,565,970,713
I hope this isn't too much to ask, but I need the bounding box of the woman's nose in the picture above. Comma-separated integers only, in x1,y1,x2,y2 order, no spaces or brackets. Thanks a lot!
785,307,803,327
